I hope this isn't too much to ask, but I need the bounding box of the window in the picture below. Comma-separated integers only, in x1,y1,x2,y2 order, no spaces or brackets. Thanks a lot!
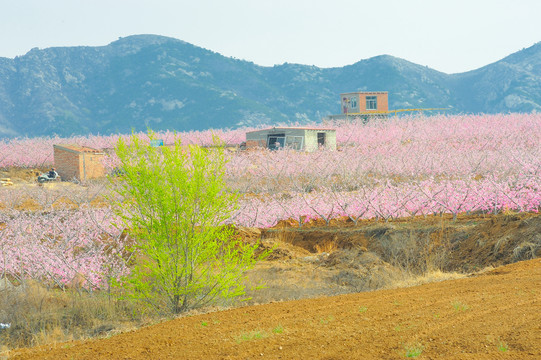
317,132,326,147
267,133,285,150
285,136,304,150
366,96,377,110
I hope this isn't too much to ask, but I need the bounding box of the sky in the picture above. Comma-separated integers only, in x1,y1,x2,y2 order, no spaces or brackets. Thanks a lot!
1,0,540,74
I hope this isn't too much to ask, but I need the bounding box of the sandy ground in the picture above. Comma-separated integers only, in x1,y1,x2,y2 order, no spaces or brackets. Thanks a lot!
10,258,540,360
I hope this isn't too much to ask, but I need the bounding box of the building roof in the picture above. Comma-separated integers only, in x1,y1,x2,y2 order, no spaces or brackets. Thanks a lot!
341,91,388,95
54,144,103,154
246,126,335,134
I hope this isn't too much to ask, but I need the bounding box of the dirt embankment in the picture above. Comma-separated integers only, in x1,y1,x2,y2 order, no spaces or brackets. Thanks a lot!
10,258,541,359
259,213,541,272
237,213,541,303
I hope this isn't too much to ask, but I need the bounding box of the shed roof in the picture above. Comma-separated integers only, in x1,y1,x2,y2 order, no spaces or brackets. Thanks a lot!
54,144,103,154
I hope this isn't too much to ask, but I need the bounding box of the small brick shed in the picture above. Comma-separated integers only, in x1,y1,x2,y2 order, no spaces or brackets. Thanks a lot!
53,144,106,181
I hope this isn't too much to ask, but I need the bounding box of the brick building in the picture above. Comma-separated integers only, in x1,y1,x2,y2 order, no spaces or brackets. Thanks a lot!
53,144,106,181
341,91,389,114
324,91,390,122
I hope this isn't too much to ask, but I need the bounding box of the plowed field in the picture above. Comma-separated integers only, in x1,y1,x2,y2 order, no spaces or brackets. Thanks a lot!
11,258,541,360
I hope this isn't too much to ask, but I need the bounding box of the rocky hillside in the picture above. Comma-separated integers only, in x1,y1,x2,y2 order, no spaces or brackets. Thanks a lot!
0,35,540,138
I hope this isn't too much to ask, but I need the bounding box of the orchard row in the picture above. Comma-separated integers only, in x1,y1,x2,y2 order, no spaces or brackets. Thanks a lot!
0,114,538,179
0,113,539,289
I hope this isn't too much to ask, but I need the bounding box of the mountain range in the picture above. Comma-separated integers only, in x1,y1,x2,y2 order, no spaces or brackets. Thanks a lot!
0,34,540,138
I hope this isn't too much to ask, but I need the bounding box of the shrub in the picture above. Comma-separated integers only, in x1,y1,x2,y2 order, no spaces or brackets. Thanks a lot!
110,132,269,314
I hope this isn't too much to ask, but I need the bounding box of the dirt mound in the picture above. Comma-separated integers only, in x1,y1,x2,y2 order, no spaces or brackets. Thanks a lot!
240,213,541,304
262,213,541,272
447,214,541,271
262,227,368,253
11,258,541,359
238,227,311,260
0,167,45,183
323,248,404,291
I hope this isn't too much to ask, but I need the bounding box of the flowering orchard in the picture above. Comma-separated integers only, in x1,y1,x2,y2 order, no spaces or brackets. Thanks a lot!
0,127,251,169
0,113,540,289
232,175,540,227
228,113,541,226
0,207,128,289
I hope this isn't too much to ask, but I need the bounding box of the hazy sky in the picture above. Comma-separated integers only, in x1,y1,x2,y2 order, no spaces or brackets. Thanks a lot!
1,0,540,74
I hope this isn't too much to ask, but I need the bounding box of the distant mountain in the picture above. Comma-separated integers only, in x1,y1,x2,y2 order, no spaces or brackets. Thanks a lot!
0,35,540,138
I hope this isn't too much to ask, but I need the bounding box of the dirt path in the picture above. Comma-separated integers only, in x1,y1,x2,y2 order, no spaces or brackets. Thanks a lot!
11,258,540,359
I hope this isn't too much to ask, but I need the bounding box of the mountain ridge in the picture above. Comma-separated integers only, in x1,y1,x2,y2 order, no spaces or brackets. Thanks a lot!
0,35,540,138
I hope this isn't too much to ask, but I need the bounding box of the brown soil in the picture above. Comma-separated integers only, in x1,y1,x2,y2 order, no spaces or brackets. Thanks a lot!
0,167,44,183
51,196,78,210
241,213,541,305
13,197,42,211
89,195,109,208
0,181,108,211
262,212,541,272
10,258,540,359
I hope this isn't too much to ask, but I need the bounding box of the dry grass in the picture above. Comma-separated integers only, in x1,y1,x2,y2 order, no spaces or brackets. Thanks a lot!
374,221,453,274
314,241,338,254
0,279,146,351
275,227,297,243
384,269,466,290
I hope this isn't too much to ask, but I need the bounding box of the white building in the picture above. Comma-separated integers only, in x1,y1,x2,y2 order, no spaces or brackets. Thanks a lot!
245,127,336,152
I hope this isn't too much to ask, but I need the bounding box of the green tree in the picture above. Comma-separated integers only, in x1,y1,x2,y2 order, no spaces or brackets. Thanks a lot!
110,133,267,314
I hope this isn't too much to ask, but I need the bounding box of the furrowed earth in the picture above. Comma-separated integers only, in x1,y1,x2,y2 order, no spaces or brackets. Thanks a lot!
9,259,541,359
7,205,541,359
